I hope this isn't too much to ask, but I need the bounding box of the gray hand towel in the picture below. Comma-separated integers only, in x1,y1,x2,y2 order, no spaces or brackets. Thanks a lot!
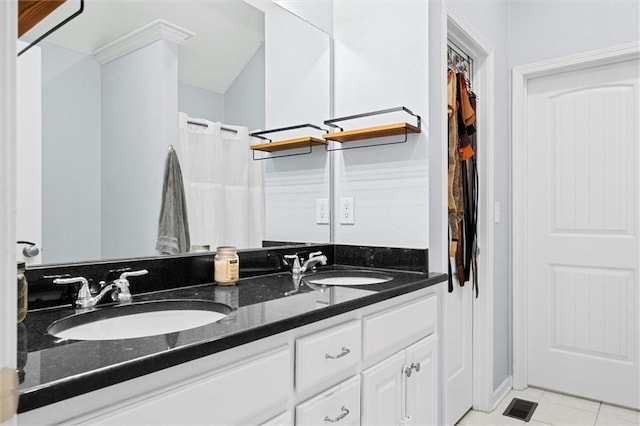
156,148,190,255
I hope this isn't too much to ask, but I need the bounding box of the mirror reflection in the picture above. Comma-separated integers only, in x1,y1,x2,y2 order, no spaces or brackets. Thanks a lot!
17,0,331,266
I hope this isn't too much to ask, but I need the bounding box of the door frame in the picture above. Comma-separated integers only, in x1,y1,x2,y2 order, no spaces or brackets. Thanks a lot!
1,0,18,424
511,41,640,390
445,3,497,414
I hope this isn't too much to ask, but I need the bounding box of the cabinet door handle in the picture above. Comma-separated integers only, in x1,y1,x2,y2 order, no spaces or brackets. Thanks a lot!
411,362,421,373
325,347,350,359
404,366,413,377
324,406,349,423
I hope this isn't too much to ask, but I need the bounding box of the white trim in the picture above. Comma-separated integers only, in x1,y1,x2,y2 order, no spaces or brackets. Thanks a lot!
514,42,640,80
94,19,195,65
428,0,448,285
428,3,447,424
511,41,640,391
1,1,18,424
446,2,496,415
491,376,513,412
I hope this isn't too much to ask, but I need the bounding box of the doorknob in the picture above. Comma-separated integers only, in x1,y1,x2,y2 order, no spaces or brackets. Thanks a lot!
17,240,39,257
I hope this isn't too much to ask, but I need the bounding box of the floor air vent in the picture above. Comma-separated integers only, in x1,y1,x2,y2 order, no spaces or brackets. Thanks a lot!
502,398,538,422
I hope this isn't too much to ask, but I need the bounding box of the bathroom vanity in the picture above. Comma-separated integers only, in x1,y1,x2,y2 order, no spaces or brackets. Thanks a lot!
17,245,446,425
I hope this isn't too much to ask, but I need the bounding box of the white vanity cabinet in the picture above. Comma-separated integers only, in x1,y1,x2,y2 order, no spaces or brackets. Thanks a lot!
361,350,406,424
404,335,438,426
296,375,361,425
295,320,362,392
361,335,438,425
262,410,293,425
85,346,291,426
361,295,439,426
18,284,442,426
296,293,439,426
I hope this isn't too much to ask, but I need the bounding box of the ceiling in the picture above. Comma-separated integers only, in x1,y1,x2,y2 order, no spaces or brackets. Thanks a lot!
24,0,265,94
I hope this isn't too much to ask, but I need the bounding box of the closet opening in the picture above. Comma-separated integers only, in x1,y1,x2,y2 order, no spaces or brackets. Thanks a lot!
447,40,479,298
442,5,496,421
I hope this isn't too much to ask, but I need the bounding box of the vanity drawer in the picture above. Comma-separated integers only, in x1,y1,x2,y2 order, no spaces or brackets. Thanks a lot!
296,375,361,426
363,294,437,361
295,320,361,392
87,347,290,425
261,411,292,425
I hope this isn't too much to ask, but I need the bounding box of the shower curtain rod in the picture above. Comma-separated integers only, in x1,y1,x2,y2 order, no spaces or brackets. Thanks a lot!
187,120,238,134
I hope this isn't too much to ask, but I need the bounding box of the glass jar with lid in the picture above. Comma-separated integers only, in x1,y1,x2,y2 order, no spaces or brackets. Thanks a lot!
214,246,239,285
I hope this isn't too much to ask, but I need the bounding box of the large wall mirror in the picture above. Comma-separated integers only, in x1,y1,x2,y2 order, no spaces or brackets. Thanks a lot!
17,0,332,266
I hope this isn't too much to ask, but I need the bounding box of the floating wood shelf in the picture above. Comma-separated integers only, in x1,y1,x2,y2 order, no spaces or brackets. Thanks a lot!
250,136,326,153
323,122,421,143
18,0,84,57
18,0,66,37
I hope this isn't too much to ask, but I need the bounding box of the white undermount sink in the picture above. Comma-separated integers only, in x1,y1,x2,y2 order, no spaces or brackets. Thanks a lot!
47,300,231,341
303,270,393,286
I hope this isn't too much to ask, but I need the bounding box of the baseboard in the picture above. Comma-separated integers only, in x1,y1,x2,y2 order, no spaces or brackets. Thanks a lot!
491,376,513,412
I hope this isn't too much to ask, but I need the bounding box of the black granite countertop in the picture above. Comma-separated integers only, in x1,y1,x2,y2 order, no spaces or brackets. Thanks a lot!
18,250,446,413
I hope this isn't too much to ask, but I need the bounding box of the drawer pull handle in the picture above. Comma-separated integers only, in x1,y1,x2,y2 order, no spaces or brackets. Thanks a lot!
324,406,350,423
325,347,350,359
411,362,421,373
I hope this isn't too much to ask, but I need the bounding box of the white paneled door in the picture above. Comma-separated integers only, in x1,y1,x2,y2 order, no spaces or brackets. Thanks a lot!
526,59,640,409
444,279,473,424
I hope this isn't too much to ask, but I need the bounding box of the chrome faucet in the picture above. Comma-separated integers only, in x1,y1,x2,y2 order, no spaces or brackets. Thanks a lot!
303,251,328,272
54,269,148,309
284,251,327,275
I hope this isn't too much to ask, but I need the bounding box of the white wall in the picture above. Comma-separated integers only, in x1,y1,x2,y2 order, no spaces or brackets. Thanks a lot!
178,82,224,123
178,43,264,130
332,1,430,248
16,42,42,266
449,0,640,392
508,0,640,67
101,40,179,259
507,0,639,392
263,4,332,244
274,0,334,34
447,0,511,392
41,43,102,263
225,43,265,131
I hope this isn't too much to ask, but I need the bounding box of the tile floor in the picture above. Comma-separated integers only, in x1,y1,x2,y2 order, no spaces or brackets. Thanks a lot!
457,387,640,426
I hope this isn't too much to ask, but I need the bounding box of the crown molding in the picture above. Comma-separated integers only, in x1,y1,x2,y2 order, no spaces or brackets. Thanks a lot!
94,19,194,65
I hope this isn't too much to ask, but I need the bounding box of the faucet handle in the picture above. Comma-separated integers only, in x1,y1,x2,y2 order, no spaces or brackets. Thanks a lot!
53,277,92,306
308,251,324,259
53,276,88,286
117,269,148,296
284,254,302,274
113,269,147,304
119,269,148,280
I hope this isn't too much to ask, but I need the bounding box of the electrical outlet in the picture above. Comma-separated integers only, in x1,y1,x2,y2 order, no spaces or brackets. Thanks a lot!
340,197,354,224
316,198,329,224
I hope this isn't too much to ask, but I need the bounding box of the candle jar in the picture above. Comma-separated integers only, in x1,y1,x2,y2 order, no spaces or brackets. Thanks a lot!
214,246,239,285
